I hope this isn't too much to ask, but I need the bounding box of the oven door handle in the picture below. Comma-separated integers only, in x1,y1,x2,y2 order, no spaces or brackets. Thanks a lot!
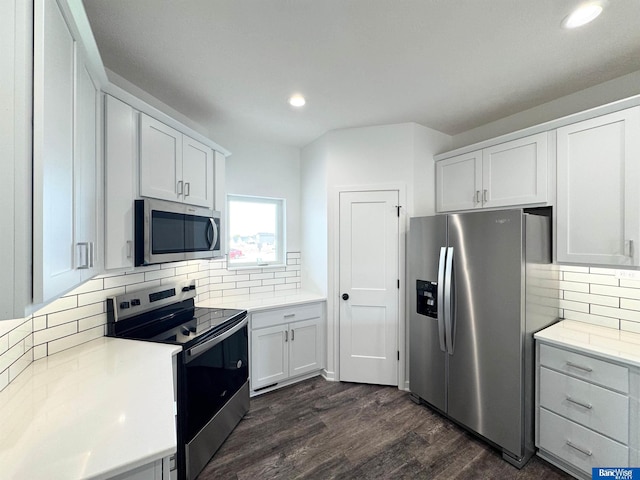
185,316,247,363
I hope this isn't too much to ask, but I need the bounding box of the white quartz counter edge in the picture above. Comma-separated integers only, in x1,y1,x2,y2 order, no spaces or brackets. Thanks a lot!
197,290,326,312
0,337,180,480
534,319,640,368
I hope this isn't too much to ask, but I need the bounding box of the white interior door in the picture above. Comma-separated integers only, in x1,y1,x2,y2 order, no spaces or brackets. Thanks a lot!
339,190,399,385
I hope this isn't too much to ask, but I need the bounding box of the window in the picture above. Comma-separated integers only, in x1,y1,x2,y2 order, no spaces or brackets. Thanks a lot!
227,195,285,267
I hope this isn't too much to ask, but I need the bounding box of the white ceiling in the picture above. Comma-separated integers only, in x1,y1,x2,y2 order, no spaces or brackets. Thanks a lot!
82,0,640,148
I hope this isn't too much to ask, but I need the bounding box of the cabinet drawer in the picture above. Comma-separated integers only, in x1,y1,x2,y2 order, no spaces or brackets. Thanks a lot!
252,303,323,330
539,344,629,393
539,408,629,475
540,367,629,444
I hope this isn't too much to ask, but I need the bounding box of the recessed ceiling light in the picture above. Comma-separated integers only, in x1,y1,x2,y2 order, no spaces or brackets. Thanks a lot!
562,1,605,29
288,94,306,107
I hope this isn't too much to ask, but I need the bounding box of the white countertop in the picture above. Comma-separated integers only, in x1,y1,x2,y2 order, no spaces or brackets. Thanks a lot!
535,320,640,368
0,337,180,480
197,290,326,312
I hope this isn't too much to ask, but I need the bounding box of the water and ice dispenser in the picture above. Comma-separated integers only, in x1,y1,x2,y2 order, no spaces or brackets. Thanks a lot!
416,280,438,318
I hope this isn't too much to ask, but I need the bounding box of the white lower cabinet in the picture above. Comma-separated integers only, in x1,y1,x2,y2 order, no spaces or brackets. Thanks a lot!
536,342,635,478
250,302,325,393
111,455,173,480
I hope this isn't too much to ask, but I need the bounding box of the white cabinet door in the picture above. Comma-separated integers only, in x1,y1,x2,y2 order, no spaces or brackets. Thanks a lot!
140,114,183,203
289,318,323,377
557,107,640,266
105,94,137,270
33,0,80,302
436,151,482,212
75,58,100,280
482,133,547,208
182,135,214,208
251,324,289,389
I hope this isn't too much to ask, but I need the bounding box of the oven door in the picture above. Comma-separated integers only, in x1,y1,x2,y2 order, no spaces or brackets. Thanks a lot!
180,315,249,480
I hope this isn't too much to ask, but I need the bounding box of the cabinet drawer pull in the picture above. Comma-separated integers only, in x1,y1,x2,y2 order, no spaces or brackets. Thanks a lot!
284,314,295,318
77,242,90,269
625,240,634,258
284,330,288,342
566,361,593,372
177,180,183,195
483,189,488,203
126,240,133,259
566,440,592,457
566,395,593,409
185,182,190,197
475,190,481,204
291,329,295,341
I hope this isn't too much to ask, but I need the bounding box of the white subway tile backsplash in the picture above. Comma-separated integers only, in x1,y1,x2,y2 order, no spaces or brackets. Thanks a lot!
621,320,640,334
563,309,620,329
47,325,104,356
592,304,640,322
619,278,640,289
558,299,589,313
103,273,145,289
591,284,640,300
557,265,589,273
557,280,590,293
563,272,619,286
589,267,618,276
144,268,177,281
47,303,104,328
563,291,619,308
0,252,302,392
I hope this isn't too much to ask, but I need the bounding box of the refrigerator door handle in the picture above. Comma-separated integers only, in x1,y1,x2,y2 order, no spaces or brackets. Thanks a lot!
437,247,447,353
444,247,455,355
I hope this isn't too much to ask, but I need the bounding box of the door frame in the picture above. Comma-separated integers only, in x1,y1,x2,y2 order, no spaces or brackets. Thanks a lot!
329,183,408,389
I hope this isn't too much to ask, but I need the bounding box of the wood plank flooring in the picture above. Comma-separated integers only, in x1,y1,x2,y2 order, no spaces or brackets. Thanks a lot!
198,377,571,479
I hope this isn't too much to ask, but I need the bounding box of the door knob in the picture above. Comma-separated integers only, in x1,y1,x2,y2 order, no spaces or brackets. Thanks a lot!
342,293,349,300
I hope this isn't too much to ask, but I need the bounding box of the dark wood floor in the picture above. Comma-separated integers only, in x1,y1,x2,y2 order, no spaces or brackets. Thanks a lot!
198,377,571,479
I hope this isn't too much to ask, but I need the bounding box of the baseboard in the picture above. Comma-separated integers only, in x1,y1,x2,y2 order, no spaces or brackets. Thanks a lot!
321,369,337,382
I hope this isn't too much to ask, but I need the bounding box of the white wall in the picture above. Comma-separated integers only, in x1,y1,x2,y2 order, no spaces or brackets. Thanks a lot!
300,122,451,382
222,130,301,252
452,70,640,149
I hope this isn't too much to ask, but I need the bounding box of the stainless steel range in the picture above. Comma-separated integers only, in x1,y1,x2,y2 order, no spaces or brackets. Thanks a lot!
107,280,248,480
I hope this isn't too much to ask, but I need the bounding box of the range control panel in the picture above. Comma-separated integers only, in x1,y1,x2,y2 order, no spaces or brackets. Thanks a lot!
107,280,197,322
416,280,438,318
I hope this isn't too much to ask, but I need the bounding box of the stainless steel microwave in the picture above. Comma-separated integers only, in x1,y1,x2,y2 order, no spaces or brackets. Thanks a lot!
134,198,221,266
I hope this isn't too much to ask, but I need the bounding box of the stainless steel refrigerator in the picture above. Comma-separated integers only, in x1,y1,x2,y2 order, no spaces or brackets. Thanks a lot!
408,208,558,467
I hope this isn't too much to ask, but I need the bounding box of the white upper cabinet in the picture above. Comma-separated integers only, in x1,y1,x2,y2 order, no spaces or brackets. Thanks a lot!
556,107,640,266
436,133,548,213
140,114,214,209
104,94,137,271
482,133,548,208
182,135,215,208
436,150,482,212
33,0,101,304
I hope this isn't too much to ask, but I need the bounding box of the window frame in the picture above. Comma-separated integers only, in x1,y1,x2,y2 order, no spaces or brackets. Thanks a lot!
226,194,286,269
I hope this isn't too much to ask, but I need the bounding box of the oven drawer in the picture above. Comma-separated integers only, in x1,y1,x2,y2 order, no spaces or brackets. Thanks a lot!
539,343,629,393
538,408,629,475
252,302,323,329
539,367,629,444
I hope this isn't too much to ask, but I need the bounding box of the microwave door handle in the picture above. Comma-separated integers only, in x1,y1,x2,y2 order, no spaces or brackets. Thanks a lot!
208,218,218,251
185,316,248,363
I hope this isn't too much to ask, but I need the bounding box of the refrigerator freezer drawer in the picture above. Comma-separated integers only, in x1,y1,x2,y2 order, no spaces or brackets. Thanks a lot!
538,408,628,475
539,344,629,393
539,367,629,444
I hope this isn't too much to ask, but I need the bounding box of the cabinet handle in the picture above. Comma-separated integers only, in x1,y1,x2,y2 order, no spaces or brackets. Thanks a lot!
284,314,295,318
89,242,94,268
565,440,592,457
483,189,488,203
284,330,288,342
566,361,592,373
625,240,634,258
126,240,133,259
291,329,295,341
77,242,90,269
177,180,183,195
185,182,190,197
475,190,480,204
566,395,592,410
